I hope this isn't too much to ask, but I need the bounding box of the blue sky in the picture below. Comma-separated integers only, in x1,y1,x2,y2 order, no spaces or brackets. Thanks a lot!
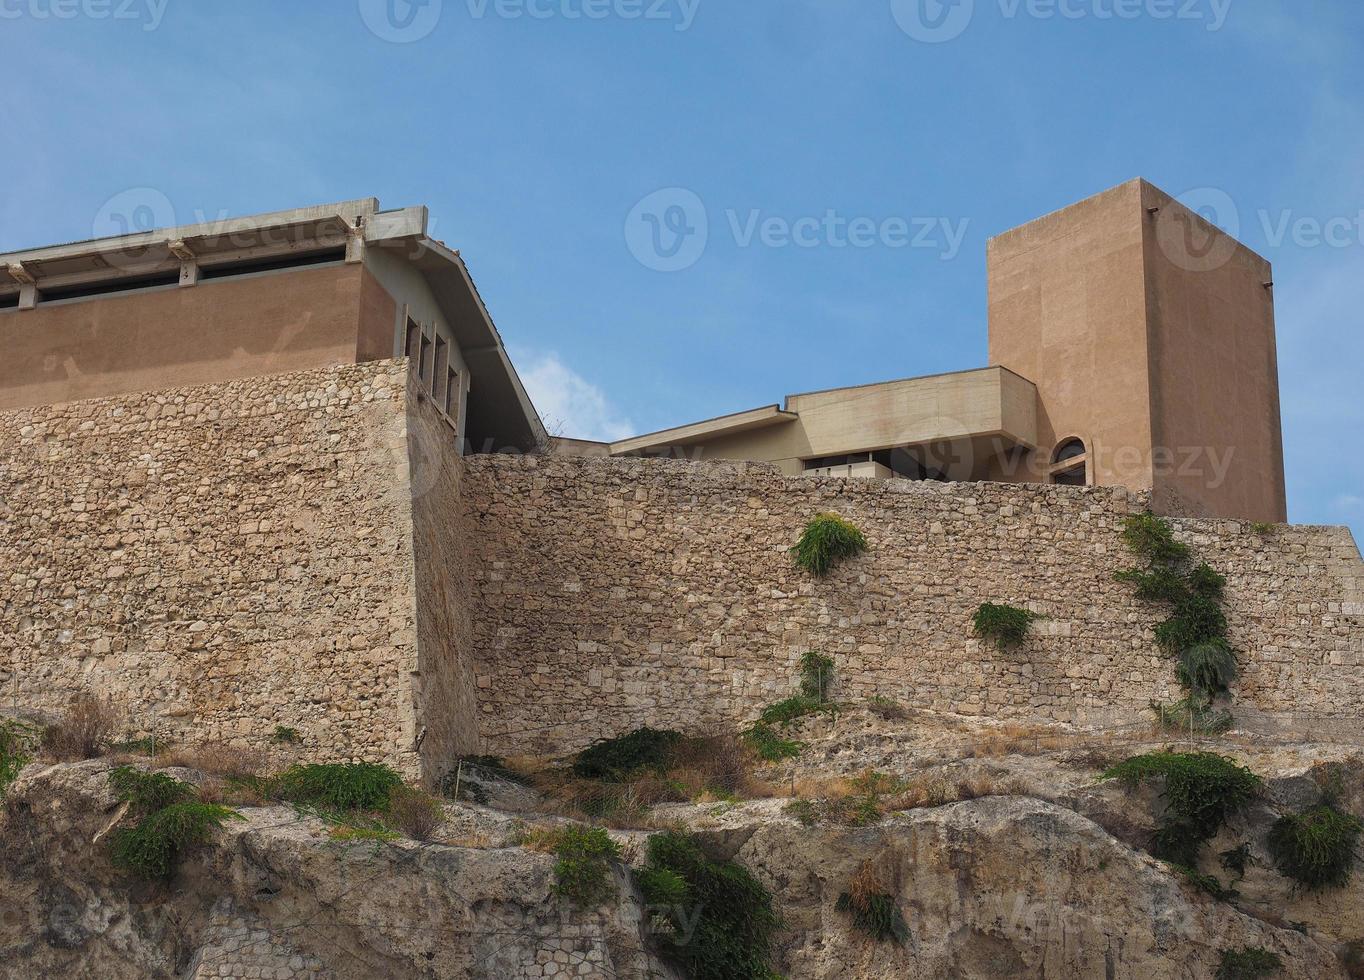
0,0,1360,538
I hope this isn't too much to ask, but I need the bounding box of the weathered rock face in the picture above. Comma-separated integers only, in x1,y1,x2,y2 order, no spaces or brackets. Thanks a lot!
0,761,676,980
3,756,1358,980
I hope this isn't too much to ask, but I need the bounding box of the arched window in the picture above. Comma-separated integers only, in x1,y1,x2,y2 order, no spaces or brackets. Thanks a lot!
1050,438,1088,486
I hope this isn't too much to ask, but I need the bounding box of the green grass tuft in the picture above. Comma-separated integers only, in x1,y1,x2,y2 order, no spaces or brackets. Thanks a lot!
109,766,196,814
791,513,868,577
272,762,404,810
1267,805,1363,890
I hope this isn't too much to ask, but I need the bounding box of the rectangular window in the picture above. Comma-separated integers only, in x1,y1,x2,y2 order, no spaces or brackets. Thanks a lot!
433,335,449,403
418,330,432,383
445,367,460,416
404,317,421,358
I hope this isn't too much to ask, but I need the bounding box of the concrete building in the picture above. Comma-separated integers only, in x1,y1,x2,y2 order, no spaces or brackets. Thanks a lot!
570,179,1287,523
1,179,1287,522
0,198,545,455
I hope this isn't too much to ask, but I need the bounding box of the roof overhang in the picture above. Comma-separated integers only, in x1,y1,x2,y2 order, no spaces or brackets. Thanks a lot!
611,404,799,456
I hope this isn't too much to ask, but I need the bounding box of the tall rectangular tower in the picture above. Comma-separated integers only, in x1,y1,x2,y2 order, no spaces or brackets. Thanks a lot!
987,178,1287,523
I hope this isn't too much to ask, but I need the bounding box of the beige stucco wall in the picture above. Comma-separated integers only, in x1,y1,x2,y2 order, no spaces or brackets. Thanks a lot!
463,454,1362,755
0,263,400,413
987,178,1287,522
624,367,1036,478
1139,182,1288,522
0,360,430,775
988,179,1156,490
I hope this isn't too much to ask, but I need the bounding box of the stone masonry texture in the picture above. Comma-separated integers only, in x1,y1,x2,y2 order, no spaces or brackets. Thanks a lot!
462,454,1364,755
2,361,1362,773
0,360,426,775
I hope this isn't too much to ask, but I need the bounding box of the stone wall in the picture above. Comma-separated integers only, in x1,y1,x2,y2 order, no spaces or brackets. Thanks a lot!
0,360,428,775
462,454,1364,754
407,371,482,778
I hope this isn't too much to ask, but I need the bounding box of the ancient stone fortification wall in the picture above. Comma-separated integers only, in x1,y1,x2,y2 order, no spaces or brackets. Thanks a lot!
0,360,427,775
462,455,1364,754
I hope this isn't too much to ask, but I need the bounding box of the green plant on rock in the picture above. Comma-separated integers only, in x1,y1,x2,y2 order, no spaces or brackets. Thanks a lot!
636,830,781,980
106,768,242,880
743,723,803,762
972,603,1037,649
1101,752,1262,867
272,762,404,810
1151,698,1233,736
1217,947,1284,979
547,825,621,906
110,766,197,812
0,720,39,795
1115,513,1237,716
791,513,868,577
270,726,302,745
572,728,683,781
1267,805,1363,891
798,651,836,701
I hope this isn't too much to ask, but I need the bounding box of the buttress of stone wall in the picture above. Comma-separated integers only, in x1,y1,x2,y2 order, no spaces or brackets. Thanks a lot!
0,361,425,775
406,368,482,781
462,454,1364,755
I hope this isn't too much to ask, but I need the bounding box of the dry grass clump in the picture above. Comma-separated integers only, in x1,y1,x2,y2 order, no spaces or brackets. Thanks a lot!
387,785,446,842
155,742,270,780
40,693,121,761
535,732,774,827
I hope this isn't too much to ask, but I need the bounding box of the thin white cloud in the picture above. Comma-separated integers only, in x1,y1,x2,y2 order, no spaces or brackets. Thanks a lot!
1335,495,1364,512
514,350,634,443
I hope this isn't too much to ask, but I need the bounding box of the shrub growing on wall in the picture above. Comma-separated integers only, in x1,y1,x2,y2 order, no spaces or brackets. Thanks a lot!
791,513,867,577
972,603,1036,649
1267,805,1363,890
1115,514,1237,724
1101,752,1262,869
107,767,243,880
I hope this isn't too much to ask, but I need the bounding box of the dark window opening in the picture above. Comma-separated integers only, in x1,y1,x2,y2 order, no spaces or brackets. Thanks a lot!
199,247,346,281
38,270,181,303
445,368,459,416
1052,438,1087,465
418,331,432,383
433,335,449,403
1053,465,1086,487
404,318,422,359
803,448,949,482
0,293,20,310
